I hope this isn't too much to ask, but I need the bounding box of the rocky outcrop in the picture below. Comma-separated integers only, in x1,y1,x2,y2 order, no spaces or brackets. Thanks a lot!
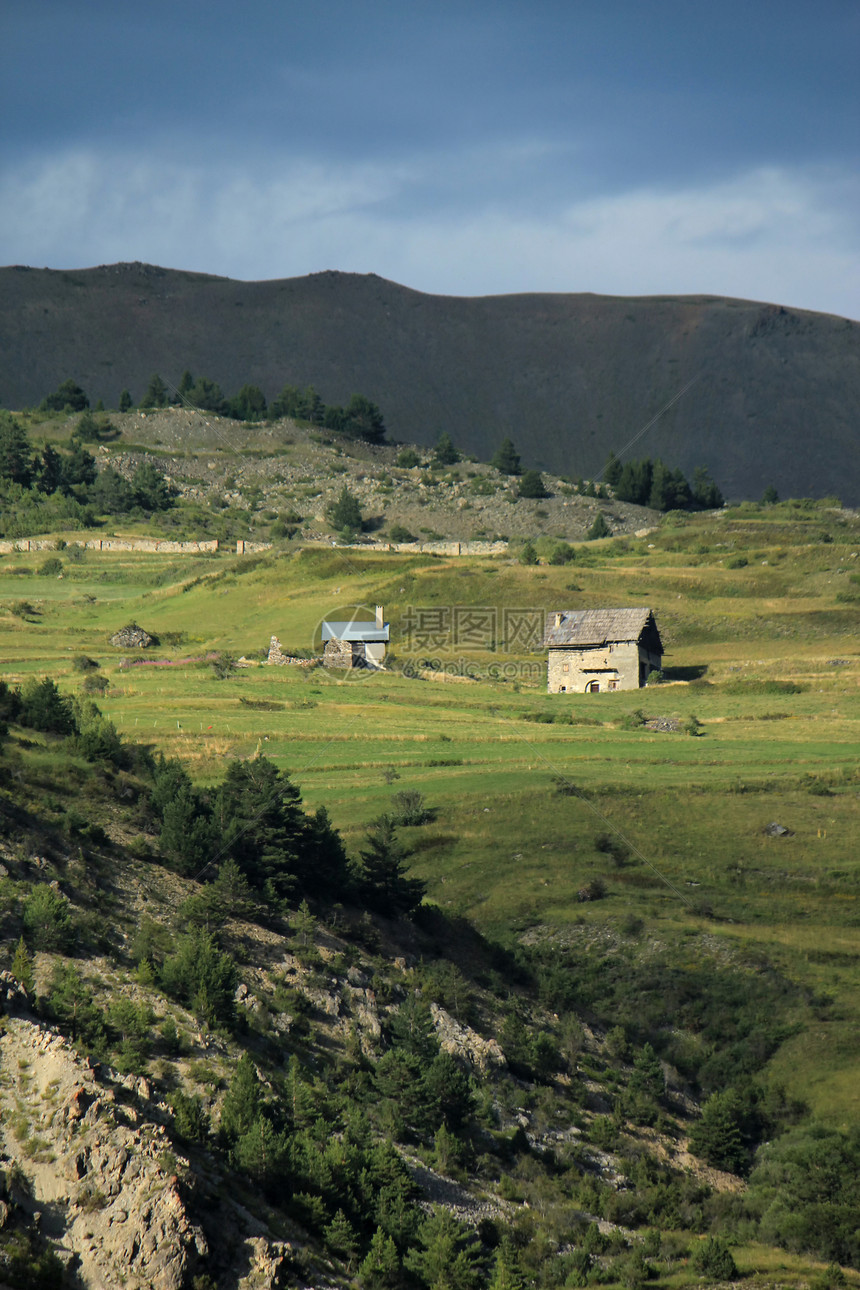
429,1003,506,1073
0,1018,207,1289
110,623,154,649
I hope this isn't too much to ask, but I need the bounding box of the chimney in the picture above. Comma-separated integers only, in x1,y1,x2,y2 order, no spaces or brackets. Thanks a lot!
555,612,563,628
376,604,384,629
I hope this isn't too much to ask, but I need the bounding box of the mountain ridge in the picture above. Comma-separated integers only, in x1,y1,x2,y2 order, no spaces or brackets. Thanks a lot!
2,262,858,502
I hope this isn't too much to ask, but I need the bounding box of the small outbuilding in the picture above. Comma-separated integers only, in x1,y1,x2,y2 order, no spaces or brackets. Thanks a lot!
321,605,389,669
544,607,663,693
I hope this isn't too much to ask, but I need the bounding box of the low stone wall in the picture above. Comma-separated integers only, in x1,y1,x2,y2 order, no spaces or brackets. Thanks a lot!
235,540,273,554
340,540,509,556
0,535,504,557
0,537,219,555
266,636,318,667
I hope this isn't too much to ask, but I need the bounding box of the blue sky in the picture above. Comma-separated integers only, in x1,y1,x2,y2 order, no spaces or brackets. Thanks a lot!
2,0,858,316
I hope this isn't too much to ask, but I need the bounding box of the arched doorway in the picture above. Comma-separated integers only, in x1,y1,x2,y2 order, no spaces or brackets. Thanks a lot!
585,679,600,693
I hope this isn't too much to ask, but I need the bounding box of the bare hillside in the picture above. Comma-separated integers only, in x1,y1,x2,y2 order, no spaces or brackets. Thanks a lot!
2,262,858,502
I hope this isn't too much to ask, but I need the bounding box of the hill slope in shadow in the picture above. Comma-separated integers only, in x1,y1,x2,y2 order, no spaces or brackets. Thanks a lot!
1,262,858,502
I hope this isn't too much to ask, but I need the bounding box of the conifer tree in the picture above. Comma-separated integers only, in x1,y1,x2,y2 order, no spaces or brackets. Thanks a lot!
491,437,521,475
360,817,425,916
220,1052,262,1141
603,449,623,487
140,373,169,409
433,431,460,465
359,1227,401,1289
11,937,34,993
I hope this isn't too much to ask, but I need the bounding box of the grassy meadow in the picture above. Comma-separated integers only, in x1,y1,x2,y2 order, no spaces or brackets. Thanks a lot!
2,501,859,1124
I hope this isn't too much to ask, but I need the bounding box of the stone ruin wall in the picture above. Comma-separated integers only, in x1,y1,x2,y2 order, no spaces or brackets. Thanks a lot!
266,636,318,667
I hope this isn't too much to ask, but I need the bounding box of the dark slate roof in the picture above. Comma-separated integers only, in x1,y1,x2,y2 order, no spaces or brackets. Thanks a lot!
543,608,662,651
322,620,389,643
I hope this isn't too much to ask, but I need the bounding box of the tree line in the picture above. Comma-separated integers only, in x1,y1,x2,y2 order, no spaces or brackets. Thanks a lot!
37,373,388,443
0,409,175,538
603,450,723,511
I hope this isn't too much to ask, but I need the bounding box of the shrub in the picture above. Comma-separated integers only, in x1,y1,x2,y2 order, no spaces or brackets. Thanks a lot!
37,557,63,577
396,448,420,468
72,655,99,673
389,789,433,826
388,523,416,543
691,1237,737,1280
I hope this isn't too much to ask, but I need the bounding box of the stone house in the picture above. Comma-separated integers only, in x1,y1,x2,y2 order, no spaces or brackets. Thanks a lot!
321,605,389,669
544,608,663,693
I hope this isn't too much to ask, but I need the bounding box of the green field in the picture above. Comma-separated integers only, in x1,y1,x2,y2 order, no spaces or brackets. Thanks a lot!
3,503,859,1124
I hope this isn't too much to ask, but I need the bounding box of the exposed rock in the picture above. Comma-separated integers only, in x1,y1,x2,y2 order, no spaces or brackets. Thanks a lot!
430,1003,507,1073
239,1235,294,1289
764,821,793,836
0,969,31,1014
0,1017,206,1289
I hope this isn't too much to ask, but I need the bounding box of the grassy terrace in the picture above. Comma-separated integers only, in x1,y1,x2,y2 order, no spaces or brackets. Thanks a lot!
2,502,859,1122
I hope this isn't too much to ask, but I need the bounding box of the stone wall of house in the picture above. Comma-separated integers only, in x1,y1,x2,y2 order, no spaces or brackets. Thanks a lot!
323,639,354,669
548,640,646,693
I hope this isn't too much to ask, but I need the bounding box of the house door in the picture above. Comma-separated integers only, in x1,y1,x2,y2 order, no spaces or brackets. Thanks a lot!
585,680,600,693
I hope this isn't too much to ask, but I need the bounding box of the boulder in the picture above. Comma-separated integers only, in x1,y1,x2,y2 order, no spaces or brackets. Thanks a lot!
110,623,153,648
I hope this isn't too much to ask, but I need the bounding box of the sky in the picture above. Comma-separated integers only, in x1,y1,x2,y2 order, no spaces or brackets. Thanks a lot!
1,0,858,317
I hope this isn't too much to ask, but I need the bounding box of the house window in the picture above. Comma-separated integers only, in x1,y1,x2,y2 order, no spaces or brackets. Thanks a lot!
586,680,600,693
562,663,569,673
608,679,619,690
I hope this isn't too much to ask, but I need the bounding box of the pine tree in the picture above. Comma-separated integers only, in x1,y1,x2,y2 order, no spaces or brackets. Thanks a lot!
689,1089,748,1174
359,1227,401,1289
433,431,460,465
0,412,32,487
360,817,425,916
586,512,611,540
603,449,623,488
40,378,89,413
234,1114,286,1183
214,756,307,901
491,437,521,475
11,937,34,993
390,995,439,1062
517,469,548,498
404,1209,484,1290
342,393,386,443
220,1053,262,1141
328,485,364,533
489,1237,524,1290
118,389,133,412
630,1043,665,1099
324,1209,361,1270
140,373,169,409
